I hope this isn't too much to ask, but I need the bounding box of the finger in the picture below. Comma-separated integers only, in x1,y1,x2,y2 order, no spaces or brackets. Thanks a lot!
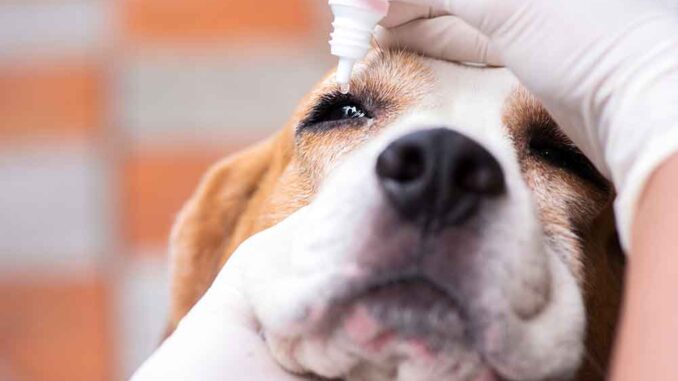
380,1,449,28
391,0,512,36
375,17,503,66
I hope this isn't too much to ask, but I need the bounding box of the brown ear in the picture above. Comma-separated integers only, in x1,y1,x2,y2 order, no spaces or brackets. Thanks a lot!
166,130,291,333
578,206,625,380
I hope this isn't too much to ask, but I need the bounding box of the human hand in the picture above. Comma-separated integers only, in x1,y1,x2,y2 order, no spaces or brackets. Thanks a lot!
131,209,312,381
377,0,678,249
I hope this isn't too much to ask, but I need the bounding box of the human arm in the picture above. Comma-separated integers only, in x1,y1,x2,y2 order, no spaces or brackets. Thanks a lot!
612,153,678,381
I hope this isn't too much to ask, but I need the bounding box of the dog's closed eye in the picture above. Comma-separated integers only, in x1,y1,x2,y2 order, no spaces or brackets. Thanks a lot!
299,92,372,132
529,127,607,188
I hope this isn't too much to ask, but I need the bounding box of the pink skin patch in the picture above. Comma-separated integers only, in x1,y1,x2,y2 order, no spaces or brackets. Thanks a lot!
406,339,437,362
365,331,394,352
344,306,396,352
344,306,381,343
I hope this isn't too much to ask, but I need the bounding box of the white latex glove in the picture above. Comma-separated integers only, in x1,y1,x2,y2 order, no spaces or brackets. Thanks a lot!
377,0,678,250
131,209,310,381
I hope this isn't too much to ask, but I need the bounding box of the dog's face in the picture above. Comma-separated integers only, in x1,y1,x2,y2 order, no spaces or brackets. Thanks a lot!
169,50,624,381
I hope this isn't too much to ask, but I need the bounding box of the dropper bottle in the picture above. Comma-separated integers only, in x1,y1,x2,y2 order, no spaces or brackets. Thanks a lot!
329,0,389,93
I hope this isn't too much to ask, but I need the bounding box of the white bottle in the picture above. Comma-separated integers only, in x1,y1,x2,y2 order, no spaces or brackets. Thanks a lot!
329,0,389,93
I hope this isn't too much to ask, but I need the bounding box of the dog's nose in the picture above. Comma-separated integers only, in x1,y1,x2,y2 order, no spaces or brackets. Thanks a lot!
376,128,505,226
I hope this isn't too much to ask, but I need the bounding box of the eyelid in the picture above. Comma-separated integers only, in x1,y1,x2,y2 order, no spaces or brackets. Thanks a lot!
298,91,372,130
529,135,608,189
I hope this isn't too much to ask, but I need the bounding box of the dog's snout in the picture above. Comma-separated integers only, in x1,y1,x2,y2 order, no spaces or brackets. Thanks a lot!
376,128,505,226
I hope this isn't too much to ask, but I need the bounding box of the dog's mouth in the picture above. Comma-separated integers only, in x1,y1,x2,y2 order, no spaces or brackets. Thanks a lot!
347,277,465,344
329,274,466,350
326,234,470,343
316,276,502,381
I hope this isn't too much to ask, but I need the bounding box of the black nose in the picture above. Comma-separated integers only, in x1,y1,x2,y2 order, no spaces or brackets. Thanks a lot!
376,128,505,227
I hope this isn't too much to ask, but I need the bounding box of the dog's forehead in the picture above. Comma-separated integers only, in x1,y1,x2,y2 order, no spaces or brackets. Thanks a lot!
361,55,523,167
413,58,519,138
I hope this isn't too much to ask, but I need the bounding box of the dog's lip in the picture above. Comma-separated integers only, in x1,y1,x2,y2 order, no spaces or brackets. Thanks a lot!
358,274,450,299
319,272,467,344
333,270,465,314
340,276,464,346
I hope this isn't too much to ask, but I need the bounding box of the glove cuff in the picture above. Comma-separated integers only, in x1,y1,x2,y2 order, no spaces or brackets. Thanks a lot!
614,126,678,251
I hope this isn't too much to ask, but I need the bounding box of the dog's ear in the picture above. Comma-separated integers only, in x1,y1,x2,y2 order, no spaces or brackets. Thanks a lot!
578,206,625,380
165,130,292,333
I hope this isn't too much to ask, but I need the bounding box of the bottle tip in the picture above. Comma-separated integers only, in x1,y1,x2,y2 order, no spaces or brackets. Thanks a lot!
335,58,355,88
339,83,350,94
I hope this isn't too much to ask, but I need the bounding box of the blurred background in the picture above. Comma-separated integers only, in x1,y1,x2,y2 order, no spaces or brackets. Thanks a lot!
0,1,332,379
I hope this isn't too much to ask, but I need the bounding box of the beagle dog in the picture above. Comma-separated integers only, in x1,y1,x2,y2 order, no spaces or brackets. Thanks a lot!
166,50,625,381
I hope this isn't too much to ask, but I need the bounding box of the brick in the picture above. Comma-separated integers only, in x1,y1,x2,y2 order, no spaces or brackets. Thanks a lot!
0,275,113,381
121,148,230,248
0,62,103,141
121,0,315,44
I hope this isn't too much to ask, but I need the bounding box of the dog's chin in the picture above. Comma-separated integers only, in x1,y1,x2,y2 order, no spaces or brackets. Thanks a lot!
343,278,464,346
331,279,498,381
266,277,503,381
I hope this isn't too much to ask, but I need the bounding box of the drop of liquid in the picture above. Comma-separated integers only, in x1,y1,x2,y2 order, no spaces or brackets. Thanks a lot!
339,83,350,94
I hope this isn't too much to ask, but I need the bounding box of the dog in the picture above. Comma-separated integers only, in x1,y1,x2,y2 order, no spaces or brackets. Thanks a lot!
165,50,625,381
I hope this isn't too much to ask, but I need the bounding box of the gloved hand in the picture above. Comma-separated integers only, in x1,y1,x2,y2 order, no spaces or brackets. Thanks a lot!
377,0,678,250
131,209,311,381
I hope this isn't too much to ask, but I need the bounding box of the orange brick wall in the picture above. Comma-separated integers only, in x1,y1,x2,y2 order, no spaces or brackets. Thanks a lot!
0,61,103,141
122,149,225,247
0,277,113,381
122,0,316,43
0,0,330,379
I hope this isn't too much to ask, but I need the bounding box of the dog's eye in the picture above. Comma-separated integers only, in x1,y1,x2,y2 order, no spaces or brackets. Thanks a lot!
299,92,371,130
326,104,367,121
529,136,605,186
